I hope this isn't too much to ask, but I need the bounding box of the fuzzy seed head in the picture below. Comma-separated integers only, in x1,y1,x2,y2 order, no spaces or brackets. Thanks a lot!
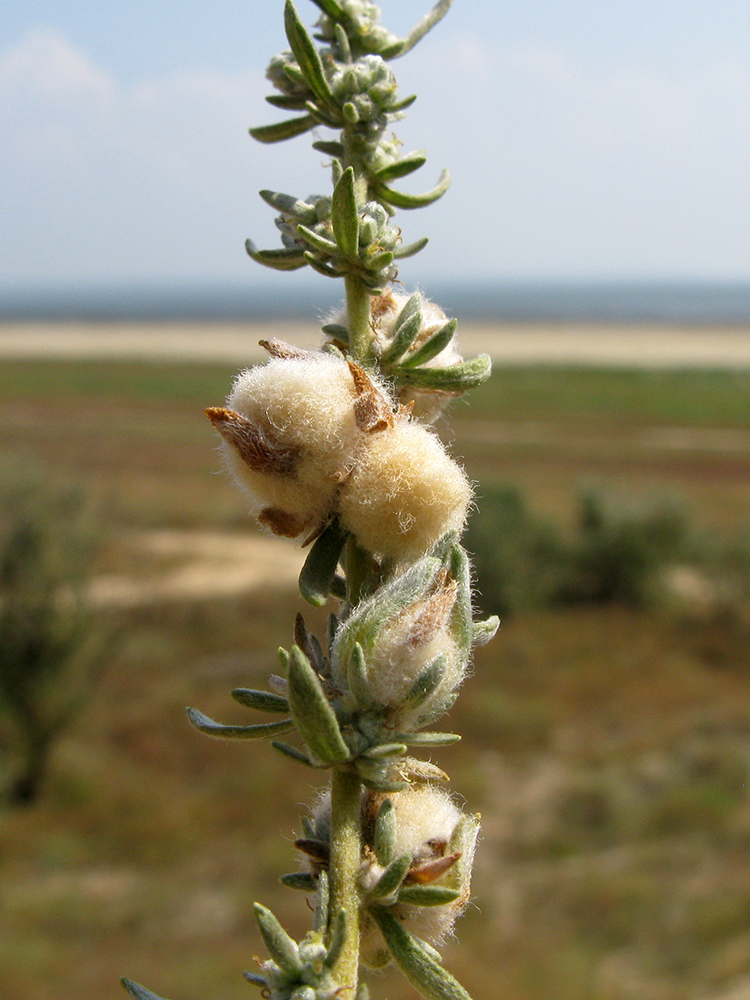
338,418,472,562
213,353,367,538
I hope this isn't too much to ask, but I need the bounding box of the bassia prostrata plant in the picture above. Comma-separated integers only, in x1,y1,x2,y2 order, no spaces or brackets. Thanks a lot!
122,2,498,998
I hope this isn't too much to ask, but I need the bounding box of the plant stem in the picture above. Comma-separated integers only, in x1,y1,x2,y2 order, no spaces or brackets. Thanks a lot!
329,763,362,999
345,272,372,363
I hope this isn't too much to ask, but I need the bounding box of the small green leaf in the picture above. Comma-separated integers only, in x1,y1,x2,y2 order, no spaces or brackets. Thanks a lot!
313,139,345,157
473,616,500,646
374,798,397,866
249,114,316,143
448,544,474,661
402,654,447,709
186,707,294,739
376,169,450,209
393,236,429,260
370,906,474,1000
271,740,316,767
299,519,349,607
381,0,453,59
296,224,339,255
243,972,268,987
373,151,427,183
308,0,345,18
266,93,310,110
121,980,172,1000
284,0,335,107
231,688,290,713
280,872,318,891
395,354,492,391
245,240,307,271
369,852,412,898
346,641,373,709
331,167,360,259
379,292,422,365
287,646,350,765
254,903,304,978
364,250,394,272
303,251,346,278
321,322,349,342
259,190,317,223
388,94,418,111
323,908,348,968
361,742,408,759
391,731,461,746
397,885,461,907
401,319,458,368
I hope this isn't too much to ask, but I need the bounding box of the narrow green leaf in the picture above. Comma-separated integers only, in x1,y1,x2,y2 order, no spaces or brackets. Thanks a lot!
361,742,408,759
271,740,316,766
364,250,394,272
299,519,349,607
331,167,360,259
266,94,310,110
449,544,474,661
245,240,307,271
254,903,304,978
401,319,458,369
346,641,373,709
313,139,345,157
296,224,339,255
402,654,447,709
381,0,453,59
121,980,172,1000
287,646,350,765
186,707,294,739
373,151,427,183
323,908,348,968
303,251,346,278
308,0,345,18
376,169,450,209
391,731,461,746
473,616,500,646
284,0,335,107
374,798,397,866
397,885,461,907
389,94,418,111
369,852,412,898
334,22,351,62
259,190,317,222
393,236,429,260
249,114,315,143
395,354,492,391
321,322,350,342
370,906,474,1000
280,872,318,891
379,293,422,365
243,972,268,987
231,688,290,713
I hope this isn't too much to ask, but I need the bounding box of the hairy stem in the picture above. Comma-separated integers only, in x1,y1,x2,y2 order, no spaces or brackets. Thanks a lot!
329,764,362,999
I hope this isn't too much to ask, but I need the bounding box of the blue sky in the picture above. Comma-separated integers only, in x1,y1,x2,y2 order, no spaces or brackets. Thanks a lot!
3,0,750,291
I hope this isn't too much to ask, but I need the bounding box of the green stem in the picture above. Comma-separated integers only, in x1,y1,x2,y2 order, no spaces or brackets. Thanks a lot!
329,763,362,999
345,271,372,363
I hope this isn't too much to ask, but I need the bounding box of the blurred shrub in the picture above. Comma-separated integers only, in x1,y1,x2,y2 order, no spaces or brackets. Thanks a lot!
0,460,112,806
469,484,691,615
466,485,567,615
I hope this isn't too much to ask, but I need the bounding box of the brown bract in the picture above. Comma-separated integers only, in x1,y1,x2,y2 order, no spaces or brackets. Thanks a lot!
204,406,300,477
347,360,395,434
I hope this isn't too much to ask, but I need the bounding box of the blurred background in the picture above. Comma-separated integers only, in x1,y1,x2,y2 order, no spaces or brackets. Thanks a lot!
2,2,750,999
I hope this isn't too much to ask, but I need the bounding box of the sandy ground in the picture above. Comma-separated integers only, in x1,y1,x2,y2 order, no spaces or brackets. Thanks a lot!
2,320,750,367
88,530,303,607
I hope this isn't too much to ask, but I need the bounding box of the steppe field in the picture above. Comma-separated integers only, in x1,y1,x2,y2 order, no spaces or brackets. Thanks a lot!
2,320,750,1000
